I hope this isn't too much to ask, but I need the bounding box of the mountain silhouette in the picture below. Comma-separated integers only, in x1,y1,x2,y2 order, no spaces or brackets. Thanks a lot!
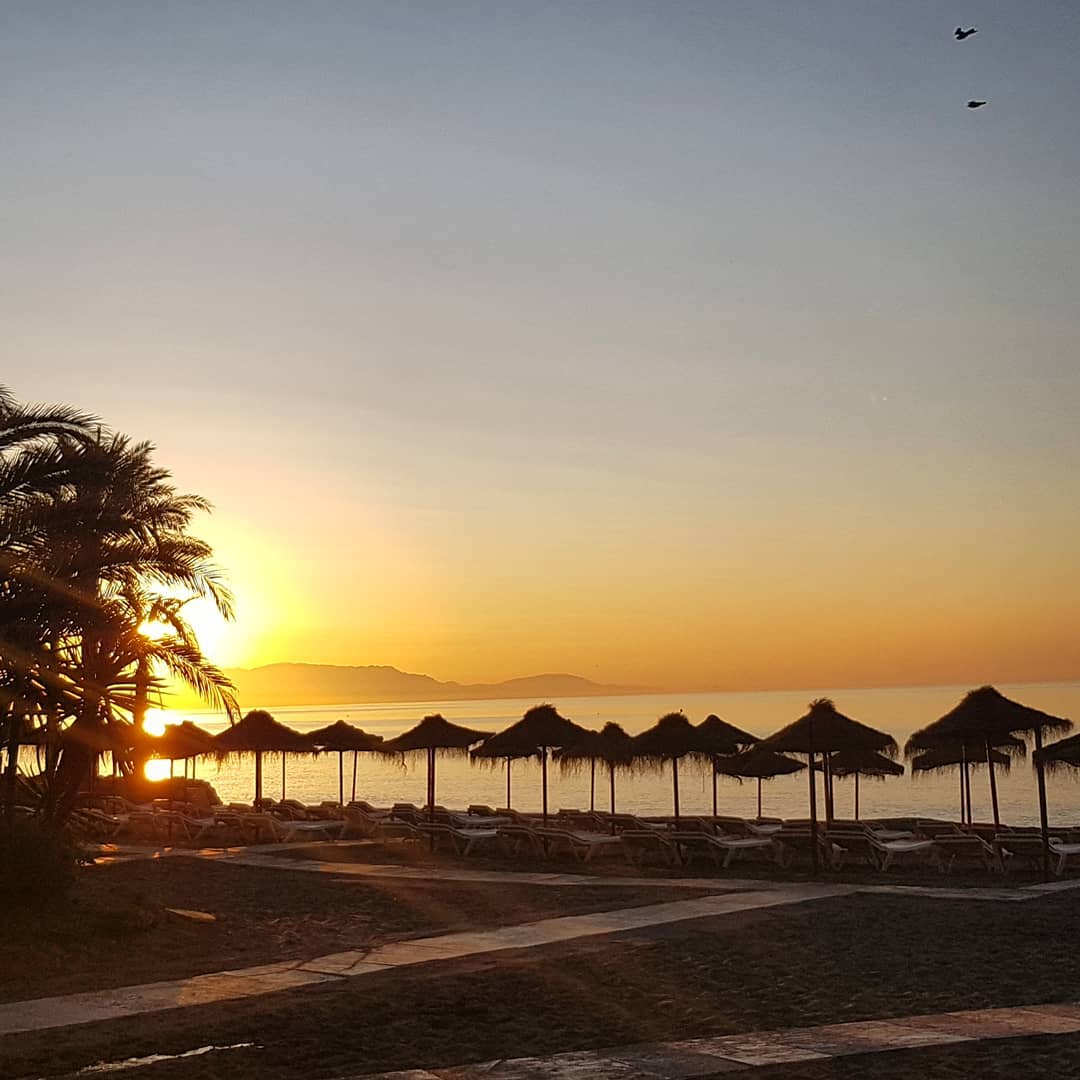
168,663,647,709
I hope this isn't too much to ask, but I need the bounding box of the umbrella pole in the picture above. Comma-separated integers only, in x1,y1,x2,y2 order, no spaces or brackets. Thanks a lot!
352,751,358,803
255,750,262,808
985,739,1000,831
672,757,680,825
506,758,511,808
964,753,973,825
958,759,965,823
339,751,344,807
282,753,286,801
808,748,819,875
590,758,595,812
757,776,762,819
855,772,860,821
610,764,616,819
1034,727,1051,881
823,755,834,823
712,761,718,818
542,746,548,824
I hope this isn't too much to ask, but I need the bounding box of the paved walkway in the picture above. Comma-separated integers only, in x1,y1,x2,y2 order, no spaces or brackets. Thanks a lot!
0,884,848,1038
90,842,1080,902
351,1000,1080,1078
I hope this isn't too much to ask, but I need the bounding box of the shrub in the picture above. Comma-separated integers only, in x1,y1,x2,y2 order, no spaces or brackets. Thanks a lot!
0,816,80,909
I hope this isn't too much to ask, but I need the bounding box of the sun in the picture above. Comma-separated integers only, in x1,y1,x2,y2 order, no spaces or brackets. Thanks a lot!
144,758,173,782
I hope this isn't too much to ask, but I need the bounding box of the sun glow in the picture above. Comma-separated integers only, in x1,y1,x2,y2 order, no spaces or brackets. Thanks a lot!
144,758,173,782
142,708,170,737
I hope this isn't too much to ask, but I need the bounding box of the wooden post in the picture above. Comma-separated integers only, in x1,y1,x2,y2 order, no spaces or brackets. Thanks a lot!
541,746,549,824
506,758,511,807
823,755,834,823
1034,727,1051,881
712,761,718,818
590,758,596,812
985,739,1001,830
281,753,286,800
964,753,973,825
854,771,860,821
351,751,358,803
254,750,262,807
808,748,819,876
338,751,344,807
958,759,965,823
757,776,762,819
609,763,616,815
672,756,680,824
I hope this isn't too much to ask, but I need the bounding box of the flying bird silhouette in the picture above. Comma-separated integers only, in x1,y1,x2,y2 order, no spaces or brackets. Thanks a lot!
966,100,987,109
955,27,978,40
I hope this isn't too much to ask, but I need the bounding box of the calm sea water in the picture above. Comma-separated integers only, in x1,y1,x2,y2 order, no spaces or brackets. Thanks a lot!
159,683,1080,826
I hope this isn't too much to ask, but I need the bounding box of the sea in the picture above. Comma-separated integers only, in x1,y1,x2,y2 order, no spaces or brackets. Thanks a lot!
147,682,1080,827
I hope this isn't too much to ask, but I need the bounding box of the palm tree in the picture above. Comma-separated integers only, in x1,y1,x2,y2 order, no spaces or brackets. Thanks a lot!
1,389,236,826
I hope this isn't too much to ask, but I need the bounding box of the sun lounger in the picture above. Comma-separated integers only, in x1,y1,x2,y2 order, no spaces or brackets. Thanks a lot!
417,822,499,856
620,829,680,868
675,832,777,870
536,828,623,863
497,823,546,857
774,830,843,870
1051,842,1080,875
932,834,1003,873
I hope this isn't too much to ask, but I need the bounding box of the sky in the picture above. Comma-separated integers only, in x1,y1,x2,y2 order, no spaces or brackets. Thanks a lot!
4,2,1080,693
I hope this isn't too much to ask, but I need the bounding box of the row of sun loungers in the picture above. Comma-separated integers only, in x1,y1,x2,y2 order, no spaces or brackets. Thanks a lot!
74,792,1080,875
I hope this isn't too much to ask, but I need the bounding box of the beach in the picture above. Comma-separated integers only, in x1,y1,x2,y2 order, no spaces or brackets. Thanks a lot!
5,843,1080,1079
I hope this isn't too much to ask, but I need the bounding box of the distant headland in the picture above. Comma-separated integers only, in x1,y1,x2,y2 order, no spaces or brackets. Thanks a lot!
169,663,649,709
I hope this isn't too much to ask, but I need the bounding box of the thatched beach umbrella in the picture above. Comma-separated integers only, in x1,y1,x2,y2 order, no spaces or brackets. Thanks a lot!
213,709,314,806
758,698,897,873
630,712,712,824
309,720,384,806
554,722,633,816
906,686,1071,865
469,741,538,809
1034,731,1080,771
908,737,1023,825
474,704,587,823
695,714,757,817
146,721,216,780
380,714,488,825
827,748,904,821
713,746,805,819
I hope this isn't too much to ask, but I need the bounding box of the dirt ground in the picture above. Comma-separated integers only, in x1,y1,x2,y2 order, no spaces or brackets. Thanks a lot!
0,856,706,1003
5,884,1080,1080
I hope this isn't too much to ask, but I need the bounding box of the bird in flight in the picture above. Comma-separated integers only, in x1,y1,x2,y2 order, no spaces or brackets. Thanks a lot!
955,27,978,40
966,100,987,109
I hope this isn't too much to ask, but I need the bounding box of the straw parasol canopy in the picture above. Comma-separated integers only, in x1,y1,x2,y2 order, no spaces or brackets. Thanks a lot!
213,709,314,806
309,720,384,806
630,712,712,822
143,721,216,780
553,722,633,815
905,686,1072,834
1034,731,1080,772
696,714,758,816
380,714,488,823
474,704,588,822
713,746,805,818
826,748,904,820
758,698,896,872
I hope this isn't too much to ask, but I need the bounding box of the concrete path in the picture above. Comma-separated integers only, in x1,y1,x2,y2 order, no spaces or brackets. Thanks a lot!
350,1000,1080,1078
89,842,1080,902
0,885,849,1038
